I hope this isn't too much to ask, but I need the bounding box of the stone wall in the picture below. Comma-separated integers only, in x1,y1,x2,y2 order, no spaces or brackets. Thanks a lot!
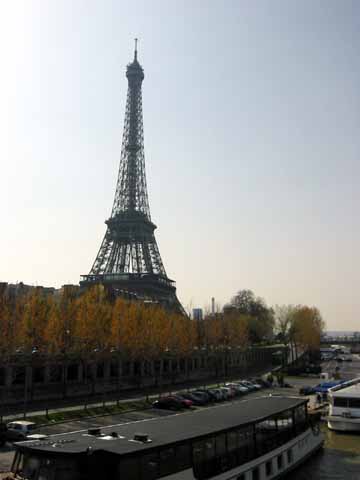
0,347,282,406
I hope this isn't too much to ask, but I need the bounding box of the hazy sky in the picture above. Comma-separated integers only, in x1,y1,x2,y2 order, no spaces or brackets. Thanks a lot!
1,1,359,329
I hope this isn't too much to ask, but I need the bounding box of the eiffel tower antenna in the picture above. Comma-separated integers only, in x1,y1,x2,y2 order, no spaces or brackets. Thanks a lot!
134,37,138,60
81,45,184,313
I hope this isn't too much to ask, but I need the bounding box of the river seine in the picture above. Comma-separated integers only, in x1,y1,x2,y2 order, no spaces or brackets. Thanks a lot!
293,425,360,480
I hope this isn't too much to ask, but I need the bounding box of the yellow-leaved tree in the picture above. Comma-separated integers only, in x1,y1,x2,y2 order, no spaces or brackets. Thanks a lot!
17,288,54,353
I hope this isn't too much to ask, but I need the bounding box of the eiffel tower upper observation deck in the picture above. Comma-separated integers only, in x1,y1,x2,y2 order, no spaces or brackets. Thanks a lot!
81,42,183,312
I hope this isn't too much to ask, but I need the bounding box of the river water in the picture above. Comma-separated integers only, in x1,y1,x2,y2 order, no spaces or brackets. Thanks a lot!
292,425,360,480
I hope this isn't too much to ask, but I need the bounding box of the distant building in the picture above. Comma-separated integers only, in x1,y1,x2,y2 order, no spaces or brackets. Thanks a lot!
192,308,203,321
0,281,63,303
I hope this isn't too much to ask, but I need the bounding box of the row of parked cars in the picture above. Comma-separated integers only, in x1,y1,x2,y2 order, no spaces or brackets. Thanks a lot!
152,378,271,410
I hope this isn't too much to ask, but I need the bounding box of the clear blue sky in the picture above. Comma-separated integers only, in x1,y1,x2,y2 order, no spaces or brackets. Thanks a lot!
1,1,359,329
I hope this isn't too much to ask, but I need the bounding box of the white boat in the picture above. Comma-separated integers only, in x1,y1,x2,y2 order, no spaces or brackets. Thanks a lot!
328,377,360,432
12,396,323,480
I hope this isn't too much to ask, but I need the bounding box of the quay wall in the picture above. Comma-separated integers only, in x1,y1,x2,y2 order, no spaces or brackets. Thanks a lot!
0,347,283,406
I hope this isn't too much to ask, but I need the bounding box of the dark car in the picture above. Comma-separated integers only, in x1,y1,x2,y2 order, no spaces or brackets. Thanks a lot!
152,396,183,410
253,378,271,388
206,389,223,402
181,392,208,406
171,395,193,408
193,390,212,403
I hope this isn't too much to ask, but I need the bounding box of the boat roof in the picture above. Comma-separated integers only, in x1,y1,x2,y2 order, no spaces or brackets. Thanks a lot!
17,396,306,458
330,382,360,398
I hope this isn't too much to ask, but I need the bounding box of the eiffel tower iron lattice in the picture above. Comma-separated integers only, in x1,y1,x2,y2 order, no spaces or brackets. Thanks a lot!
80,43,184,313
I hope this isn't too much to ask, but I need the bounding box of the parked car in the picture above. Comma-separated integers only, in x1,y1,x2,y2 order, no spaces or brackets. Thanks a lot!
225,383,247,395
232,382,250,393
193,391,211,404
181,392,208,406
211,388,227,401
193,390,213,403
239,380,258,392
171,395,193,408
219,387,235,399
253,378,271,388
206,389,223,402
152,396,184,411
6,421,37,441
247,380,262,390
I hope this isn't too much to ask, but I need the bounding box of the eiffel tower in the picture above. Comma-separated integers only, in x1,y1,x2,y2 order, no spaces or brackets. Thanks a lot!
81,42,183,313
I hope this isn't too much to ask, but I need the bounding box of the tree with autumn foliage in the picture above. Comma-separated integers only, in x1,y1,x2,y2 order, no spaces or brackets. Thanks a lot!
17,288,54,353
274,304,325,363
0,289,16,358
44,286,80,354
291,306,325,352
225,290,274,343
74,285,112,354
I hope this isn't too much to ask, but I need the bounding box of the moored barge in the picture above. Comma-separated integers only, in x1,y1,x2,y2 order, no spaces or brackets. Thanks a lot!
11,396,323,480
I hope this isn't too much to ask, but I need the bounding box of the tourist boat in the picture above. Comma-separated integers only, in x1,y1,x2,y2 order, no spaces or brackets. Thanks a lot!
11,396,323,480
328,377,360,432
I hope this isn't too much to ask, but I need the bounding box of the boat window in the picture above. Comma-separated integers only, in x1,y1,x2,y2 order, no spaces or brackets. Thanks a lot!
252,466,259,480
215,433,226,456
294,405,307,433
348,398,360,409
287,449,293,463
294,405,306,423
236,427,254,462
23,455,41,479
333,397,348,408
38,466,52,480
193,440,204,465
277,454,283,470
204,437,215,460
160,447,175,476
227,430,237,451
175,443,191,470
54,459,80,480
266,460,272,476
54,467,79,480
118,457,140,480
141,453,159,480
237,475,245,480
276,409,293,428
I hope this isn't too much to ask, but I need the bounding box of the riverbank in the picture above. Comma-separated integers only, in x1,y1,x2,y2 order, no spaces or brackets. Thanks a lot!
0,373,321,474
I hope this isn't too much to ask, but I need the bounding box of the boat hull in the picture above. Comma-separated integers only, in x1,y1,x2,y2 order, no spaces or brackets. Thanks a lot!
328,416,360,432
